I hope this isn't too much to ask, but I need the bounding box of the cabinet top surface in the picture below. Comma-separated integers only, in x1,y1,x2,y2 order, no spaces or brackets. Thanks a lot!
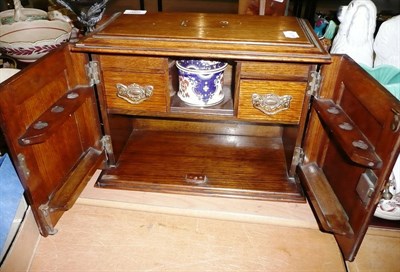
98,13,308,43
75,12,331,62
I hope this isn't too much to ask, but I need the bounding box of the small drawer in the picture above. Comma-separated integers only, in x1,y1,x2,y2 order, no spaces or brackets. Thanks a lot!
238,79,307,124
99,55,169,113
240,62,311,81
102,70,168,113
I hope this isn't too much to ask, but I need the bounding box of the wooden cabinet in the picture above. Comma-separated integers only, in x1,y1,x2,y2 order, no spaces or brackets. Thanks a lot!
0,12,399,262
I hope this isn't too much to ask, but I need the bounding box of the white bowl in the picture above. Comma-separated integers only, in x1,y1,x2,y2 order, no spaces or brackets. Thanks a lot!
0,19,72,62
0,68,20,83
0,8,48,24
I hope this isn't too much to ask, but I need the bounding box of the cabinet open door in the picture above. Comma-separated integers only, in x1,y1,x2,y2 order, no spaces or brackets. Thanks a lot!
0,45,105,236
298,55,400,261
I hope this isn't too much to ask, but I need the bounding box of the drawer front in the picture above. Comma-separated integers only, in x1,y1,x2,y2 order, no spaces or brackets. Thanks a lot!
103,71,168,113
240,62,311,81
238,79,307,124
99,55,168,113
100,55,167,73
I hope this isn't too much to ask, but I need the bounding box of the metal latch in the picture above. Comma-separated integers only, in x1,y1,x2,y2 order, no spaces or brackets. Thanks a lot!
307,71,321,97
85,61,100,86
185,174,208,184
356,169,378,206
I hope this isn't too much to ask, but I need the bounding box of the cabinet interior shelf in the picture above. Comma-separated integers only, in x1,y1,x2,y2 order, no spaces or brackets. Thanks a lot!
96,119,304,202
170,87,234,116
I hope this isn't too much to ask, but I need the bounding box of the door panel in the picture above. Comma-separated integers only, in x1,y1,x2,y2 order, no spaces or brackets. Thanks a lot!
0,45,104,236
300,55,400,261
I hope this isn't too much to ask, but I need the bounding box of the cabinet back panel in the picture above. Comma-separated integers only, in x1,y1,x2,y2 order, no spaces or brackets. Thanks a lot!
130,118,283,137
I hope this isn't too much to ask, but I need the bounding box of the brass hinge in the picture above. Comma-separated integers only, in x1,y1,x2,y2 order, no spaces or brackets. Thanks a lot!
85,61,100,86
293,147,304,166
101,135,113,160
307,71,321,97
17,153,30,179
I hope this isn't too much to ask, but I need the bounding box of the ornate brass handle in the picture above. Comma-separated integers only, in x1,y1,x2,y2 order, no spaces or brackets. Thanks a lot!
116,83,153,104
252,93,292,115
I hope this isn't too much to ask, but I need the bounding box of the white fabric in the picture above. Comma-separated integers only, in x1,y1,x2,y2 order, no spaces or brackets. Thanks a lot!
374,15,400,69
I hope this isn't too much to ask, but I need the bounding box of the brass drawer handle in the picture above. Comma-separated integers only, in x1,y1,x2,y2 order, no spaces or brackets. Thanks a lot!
116,83,153,104
252,93,292,115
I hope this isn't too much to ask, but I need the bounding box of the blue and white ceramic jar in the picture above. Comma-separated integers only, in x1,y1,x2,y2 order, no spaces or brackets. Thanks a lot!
176,60,227,107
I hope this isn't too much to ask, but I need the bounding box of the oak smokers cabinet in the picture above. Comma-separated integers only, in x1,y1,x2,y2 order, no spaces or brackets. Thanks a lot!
0,13,399,262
